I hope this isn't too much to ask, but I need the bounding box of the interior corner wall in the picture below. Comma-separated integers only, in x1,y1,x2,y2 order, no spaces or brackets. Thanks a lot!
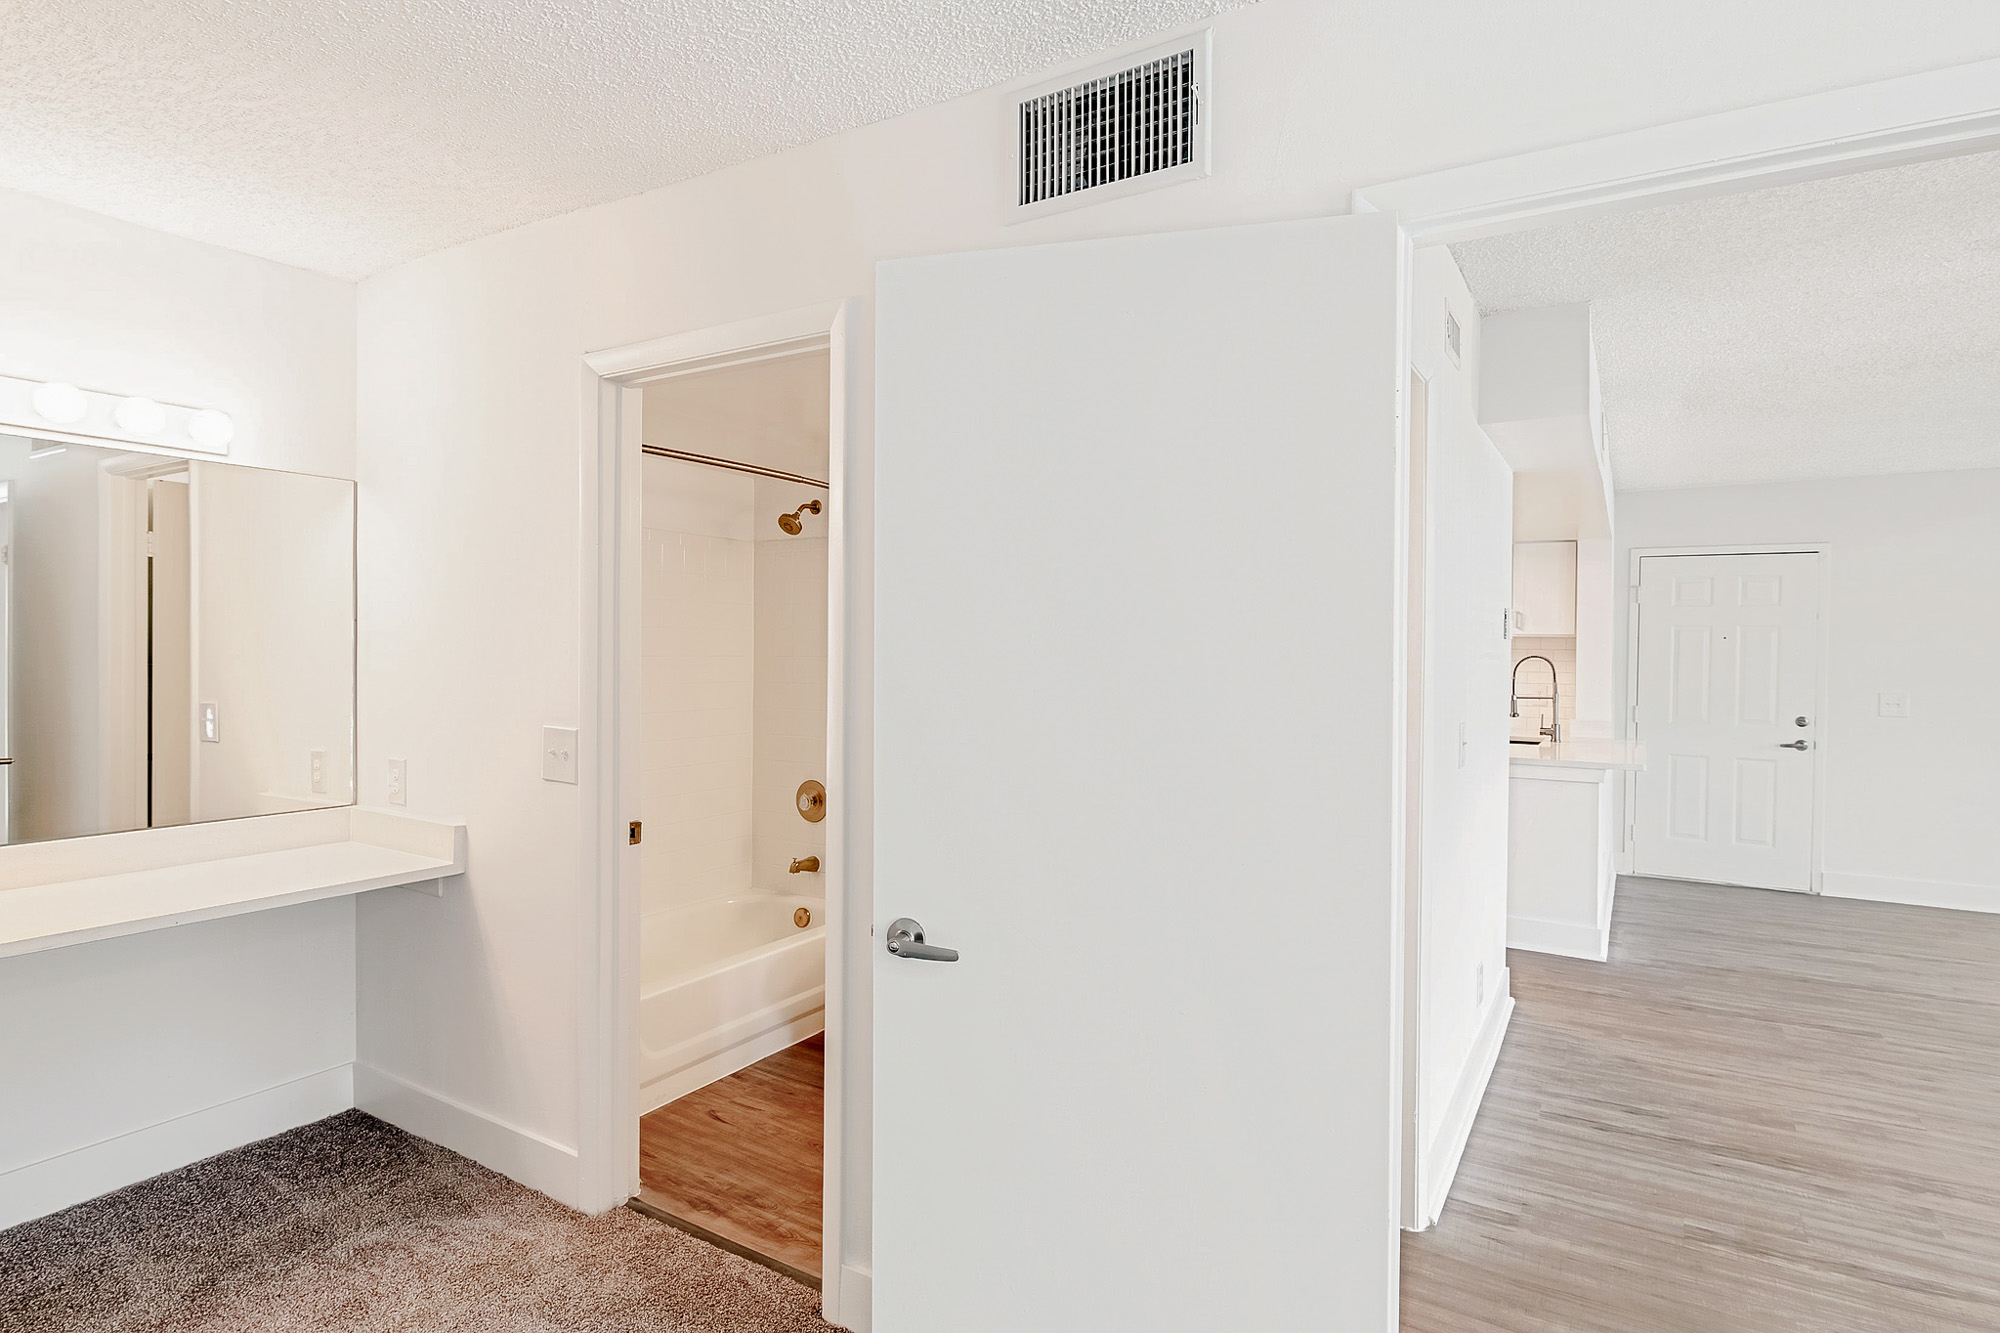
0,189,359,1230
1614,469,2000,910
1410,248,1513,1197
343,0,2000,1311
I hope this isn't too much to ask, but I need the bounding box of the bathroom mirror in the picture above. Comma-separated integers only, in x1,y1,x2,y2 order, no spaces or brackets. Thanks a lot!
0,434,354,846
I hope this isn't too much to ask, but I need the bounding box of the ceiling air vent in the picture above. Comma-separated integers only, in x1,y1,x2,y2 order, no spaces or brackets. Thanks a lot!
1011,32,1210,221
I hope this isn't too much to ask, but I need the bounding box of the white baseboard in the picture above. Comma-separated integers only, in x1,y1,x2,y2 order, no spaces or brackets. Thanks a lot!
353,1062,578,1206
1416,978,1514,1229
1821,871,2000,915
639,1008,825,1116
1508,911,1609,962
0,1064,353,1232
828,1263,871,1332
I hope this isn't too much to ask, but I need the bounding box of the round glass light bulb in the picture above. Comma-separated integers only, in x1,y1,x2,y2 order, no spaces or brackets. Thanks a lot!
114,396,167,436
187,408,235,449
31,381,88,425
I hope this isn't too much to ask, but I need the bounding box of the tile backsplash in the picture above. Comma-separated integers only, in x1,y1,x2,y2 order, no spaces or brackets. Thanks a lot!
1510,635,1576,737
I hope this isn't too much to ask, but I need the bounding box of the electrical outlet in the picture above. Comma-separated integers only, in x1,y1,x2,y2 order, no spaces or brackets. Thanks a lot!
387,758,407,807
542,727,579,784
1878,692,1912,718
1458,721,1469,770
310,750,326,794
200,701,220,744
1476,963,1486,1007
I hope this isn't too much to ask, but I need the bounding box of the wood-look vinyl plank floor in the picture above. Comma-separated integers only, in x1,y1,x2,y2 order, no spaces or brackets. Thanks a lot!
638,1034,824,1280
1402,876,2000,1332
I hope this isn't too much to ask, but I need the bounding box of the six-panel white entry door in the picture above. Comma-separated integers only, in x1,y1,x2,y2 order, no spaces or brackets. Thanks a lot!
873,213,1409,1332
1633,552,1821,891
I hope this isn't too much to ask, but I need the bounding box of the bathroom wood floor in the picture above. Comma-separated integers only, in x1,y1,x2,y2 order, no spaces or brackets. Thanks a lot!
1400,876,2000,1332
637,1034,824,1283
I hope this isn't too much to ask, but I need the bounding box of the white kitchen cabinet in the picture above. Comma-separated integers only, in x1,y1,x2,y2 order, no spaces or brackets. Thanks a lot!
1512,540,1577,636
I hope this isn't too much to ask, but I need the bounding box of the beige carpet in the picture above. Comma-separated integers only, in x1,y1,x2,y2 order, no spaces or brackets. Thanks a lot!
0,1110,834,1332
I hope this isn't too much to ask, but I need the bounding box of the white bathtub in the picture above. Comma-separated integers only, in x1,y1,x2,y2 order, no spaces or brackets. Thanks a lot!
638,893,826,1113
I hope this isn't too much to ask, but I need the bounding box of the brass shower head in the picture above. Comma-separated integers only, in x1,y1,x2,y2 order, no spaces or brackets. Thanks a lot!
779,499,821,535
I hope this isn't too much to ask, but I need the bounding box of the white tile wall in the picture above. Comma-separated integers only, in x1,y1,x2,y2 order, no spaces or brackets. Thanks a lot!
1510,635,1577,738
640,461,829,913
753,477,829,893
641,460,756,915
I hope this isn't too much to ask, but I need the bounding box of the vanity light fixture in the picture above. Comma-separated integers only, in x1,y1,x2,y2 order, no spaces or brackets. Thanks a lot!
0,373,236,457
31,381,88,425
187,408,235,449
114,396,168,436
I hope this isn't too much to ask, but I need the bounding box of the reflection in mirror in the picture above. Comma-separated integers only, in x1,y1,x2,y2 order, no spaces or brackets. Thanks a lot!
0,434,354,846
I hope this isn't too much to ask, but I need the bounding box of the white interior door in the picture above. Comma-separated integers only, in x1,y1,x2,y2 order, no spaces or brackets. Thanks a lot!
874,214,1408,1332
1632,552,1821,891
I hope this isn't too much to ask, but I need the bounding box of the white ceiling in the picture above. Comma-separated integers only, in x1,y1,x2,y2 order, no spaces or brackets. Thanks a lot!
0,0,1244,280
1452,150,2000,492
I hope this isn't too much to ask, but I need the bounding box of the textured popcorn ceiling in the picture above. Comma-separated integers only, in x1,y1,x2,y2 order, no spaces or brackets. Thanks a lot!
0,0,1245,279
1453,151,2000,492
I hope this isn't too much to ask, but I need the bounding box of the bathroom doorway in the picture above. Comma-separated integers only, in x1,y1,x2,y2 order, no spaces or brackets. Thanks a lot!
625,348,835,1287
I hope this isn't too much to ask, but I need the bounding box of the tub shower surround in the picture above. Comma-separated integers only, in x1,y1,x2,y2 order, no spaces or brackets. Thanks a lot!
637,457,830,1112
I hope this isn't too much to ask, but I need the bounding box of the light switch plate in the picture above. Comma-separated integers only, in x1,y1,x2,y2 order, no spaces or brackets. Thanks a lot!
1878,692,1912,718
543,727,579,784
387,758,407,806
200,701,220,743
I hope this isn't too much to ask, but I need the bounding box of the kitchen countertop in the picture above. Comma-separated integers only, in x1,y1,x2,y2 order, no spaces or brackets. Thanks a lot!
1508,738,1647,773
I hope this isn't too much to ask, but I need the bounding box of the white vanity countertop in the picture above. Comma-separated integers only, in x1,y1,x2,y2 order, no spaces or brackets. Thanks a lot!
1509,739,1647,773
0,808,466,960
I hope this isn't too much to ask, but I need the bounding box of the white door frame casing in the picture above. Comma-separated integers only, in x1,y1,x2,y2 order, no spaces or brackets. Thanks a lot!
1351,56,2000,244
1624,545,1833,893
577,299,859,1322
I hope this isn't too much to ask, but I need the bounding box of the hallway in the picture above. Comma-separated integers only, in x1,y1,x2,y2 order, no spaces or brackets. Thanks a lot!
1402,877,2000,1331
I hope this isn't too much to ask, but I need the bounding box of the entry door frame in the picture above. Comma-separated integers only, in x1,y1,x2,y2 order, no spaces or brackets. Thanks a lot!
1624,544,1832,892
578,298,860,1321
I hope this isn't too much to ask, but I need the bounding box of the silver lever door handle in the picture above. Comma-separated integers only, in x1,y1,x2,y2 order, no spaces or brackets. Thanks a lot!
1780,740,1809,750
886,917,959,962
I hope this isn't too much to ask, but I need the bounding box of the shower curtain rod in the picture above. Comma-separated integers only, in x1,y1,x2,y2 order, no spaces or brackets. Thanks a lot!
641,444,830,490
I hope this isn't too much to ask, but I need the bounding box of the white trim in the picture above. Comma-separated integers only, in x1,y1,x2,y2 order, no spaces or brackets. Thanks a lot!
1507,912,1609,962
837,1265,873,1333
0,1064,352,1231
1624,545,1832,894
1353,57,2000,243
354,1062,579,1203
1821,872,2000,915
1398,365,1429,1232
579,300,858,1325
1414,978,1513,1230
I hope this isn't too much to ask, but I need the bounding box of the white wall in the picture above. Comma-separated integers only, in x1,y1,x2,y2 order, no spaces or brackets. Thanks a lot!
344,0,2000,1312
639,455,756,915
1411,247,1513,1217
0,191,358,1228
190,461,356,819
1616,469,2000,909
751,477,829,895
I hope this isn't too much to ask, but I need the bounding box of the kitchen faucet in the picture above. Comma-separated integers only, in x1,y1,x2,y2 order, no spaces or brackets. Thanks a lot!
1511,655,1563,743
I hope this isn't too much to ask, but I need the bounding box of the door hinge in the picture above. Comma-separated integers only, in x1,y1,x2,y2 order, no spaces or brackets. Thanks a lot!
146,531,157,557
628,821,642,846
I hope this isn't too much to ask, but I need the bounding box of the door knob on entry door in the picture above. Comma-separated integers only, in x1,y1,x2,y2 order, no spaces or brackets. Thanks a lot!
1780,739,1810,750
885,917,959,962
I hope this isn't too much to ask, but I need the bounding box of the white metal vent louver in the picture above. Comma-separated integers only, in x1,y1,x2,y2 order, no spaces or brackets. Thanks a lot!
1012,34,1210,219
